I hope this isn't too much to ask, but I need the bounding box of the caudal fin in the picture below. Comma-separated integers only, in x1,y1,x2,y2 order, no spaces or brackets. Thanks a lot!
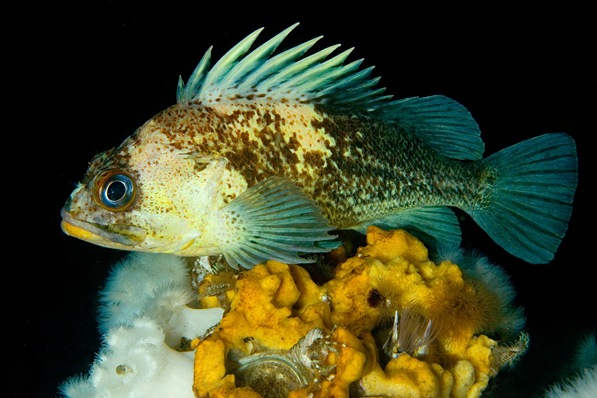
467,133,578,264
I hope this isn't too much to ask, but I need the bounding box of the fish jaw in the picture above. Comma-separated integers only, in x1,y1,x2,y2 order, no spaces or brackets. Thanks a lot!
60,206,217,255
60,207,148,249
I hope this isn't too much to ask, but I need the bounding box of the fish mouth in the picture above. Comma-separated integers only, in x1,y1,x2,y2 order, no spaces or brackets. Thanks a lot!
60,207,147,249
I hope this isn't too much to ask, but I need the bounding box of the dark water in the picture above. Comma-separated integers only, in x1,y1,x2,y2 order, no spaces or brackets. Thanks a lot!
13,2,593,397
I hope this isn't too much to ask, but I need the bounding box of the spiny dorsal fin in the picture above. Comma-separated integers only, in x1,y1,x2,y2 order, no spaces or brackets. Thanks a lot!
176,23,392,109
176,24,484,157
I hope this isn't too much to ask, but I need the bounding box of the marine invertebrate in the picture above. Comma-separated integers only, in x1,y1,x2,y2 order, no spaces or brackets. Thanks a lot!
59,227,527,397
287,328,342,378
221,328,342,398
98,253,194,332
383,301,442,358
574,332,597,370
59,253,223,397
457,250,526,339
490,331,529,372
542,331,597,398
428,248,526,343
60,317,197,398
192,226,527,397
544,366,597,398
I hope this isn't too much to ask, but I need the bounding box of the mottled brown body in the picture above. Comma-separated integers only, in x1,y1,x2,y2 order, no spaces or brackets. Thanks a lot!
135,102,494,230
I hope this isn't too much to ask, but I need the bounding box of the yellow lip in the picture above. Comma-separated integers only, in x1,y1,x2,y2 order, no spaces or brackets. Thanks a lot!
61,219,102,242
60,219,141,250
60,205,148,248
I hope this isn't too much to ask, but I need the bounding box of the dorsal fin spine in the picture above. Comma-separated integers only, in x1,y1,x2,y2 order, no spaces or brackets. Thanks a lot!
276,48,354,92
177,46,212,104
217,23,300,93
298,59,363,97
256,44,341,92
314,64,372,98
202,28,264,91
237,36,323,93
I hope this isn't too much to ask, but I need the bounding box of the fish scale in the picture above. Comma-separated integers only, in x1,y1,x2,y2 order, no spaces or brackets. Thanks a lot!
145,102,487,229
61,24,577,268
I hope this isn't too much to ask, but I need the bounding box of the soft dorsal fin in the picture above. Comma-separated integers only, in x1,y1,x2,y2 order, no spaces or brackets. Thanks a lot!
378,95,484,160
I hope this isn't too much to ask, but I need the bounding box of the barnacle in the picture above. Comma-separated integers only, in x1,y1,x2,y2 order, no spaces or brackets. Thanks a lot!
287,328,343,379
219,328,344,398
383,300,442,358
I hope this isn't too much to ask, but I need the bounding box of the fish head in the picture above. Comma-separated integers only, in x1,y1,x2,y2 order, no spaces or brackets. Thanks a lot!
61,112,231,255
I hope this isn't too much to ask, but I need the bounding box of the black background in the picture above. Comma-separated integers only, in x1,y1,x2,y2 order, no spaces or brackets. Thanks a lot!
8,2,594,397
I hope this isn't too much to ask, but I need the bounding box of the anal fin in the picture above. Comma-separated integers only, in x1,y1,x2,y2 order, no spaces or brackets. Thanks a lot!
353,206,462,250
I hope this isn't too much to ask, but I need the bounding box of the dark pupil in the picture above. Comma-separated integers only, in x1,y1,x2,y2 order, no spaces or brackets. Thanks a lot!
106,181,126,201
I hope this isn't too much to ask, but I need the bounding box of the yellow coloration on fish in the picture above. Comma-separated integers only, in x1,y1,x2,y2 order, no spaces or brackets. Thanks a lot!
191,227,524,397
61,23,578,268
60,220,101,243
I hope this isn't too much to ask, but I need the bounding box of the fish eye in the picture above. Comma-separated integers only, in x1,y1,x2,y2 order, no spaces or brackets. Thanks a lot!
93,169,137,211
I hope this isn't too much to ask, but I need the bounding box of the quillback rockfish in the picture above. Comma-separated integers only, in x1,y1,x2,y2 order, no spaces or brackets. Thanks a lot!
60,24,578,269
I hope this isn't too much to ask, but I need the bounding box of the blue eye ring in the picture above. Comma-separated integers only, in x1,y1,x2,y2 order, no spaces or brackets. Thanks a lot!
93,168,137,211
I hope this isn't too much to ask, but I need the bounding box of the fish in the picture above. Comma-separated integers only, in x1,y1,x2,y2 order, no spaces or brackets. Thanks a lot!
60,23,578,269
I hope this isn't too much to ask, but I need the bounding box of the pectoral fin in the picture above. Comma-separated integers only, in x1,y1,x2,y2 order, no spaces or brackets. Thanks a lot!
216,177,339,269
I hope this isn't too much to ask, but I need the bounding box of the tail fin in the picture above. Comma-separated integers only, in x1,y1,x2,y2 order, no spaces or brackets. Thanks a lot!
466,133,578,264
